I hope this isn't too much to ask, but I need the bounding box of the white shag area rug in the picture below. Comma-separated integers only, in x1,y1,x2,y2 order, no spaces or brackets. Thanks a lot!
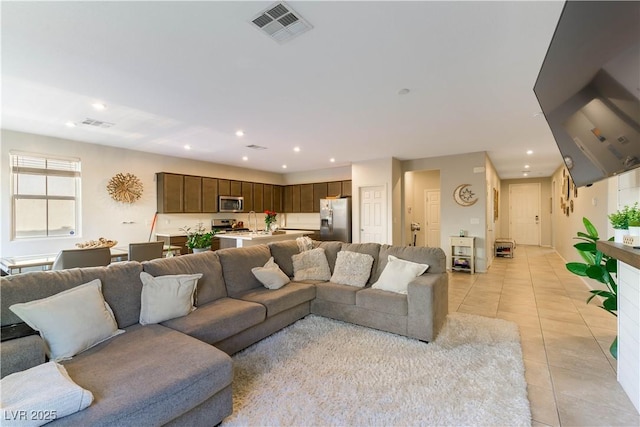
222,313,530,427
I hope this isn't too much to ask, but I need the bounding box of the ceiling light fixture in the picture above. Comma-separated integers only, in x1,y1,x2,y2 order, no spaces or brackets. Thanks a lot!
184,145,191,150
398,88,410,95
523,172,529,177
236,130,245,137
526,150,533,155
92,103,106,110
65,121,77,127
242,156,248,161
293,146,300,152
282,164,287,169
330,158,335,163
524,164,530,169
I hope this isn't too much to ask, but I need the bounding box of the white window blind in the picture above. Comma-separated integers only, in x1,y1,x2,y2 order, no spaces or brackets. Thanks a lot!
10,152,81,239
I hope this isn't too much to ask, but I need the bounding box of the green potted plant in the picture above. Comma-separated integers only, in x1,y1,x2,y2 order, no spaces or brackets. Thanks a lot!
180,222,215,253
566,217,618,358
609,202,639,241
628,203,640,237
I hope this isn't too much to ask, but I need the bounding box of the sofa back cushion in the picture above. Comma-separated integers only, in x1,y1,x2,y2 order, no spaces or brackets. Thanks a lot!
372,245,447,282
267,240,300,277
1,262,143,328
217,245,272,297
340,243,381,285
312,241,343,273
142,251,226,306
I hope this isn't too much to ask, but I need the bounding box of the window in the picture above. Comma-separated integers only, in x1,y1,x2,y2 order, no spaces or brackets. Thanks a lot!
10,152,81,239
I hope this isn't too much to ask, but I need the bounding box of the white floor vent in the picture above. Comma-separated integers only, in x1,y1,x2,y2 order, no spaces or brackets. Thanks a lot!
250,2,312,44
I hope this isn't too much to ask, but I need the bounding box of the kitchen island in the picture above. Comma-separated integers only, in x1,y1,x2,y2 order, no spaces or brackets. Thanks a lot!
216,230,314,249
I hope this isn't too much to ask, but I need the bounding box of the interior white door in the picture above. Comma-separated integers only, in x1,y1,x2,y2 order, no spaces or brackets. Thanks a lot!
360,185,386,243
424,189,440,247
509,183,540,245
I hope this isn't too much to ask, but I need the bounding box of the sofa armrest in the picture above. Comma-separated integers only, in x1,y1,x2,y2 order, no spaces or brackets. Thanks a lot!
406,273,448,342
1,335,45,378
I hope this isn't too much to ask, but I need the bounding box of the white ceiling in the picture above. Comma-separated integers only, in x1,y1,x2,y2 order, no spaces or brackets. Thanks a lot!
1,1,566,178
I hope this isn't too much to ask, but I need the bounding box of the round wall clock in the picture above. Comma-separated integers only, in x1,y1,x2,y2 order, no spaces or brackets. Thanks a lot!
107,173,143,203
453,184,478,207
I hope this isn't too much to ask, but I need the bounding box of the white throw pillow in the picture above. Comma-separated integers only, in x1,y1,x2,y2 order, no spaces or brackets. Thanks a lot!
292,247,331,281
371,255,429,294
1,361,93,426
252,257,290,290
9,279,124,361
330,251,374,287
139,272,202,325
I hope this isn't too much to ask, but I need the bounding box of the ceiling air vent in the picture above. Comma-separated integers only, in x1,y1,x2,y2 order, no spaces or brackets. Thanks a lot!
246,144,268,150
82,118,114,128
251,2,312,44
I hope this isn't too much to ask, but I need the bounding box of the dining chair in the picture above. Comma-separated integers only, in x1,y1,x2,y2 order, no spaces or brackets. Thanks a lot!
128,241,164,262
51,247,112,270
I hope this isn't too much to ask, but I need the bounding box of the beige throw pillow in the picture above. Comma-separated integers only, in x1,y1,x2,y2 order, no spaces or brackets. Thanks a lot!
139,272,202,325
371,255,429,294
330,251,374,287
9,279,124,361
252,257,290,290
292,247,331,281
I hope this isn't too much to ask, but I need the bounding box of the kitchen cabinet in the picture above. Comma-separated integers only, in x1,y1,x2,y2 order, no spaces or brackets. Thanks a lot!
253,183,264,213
273,185,283,213
202,177,218,212
291,185,301,213
230,180,242,196
300,184,314,213
156,173,184,213
313,183,328,212
218,179,230,196
263,184,273,212
183,175,202,213
283,186,293,212
242,181,254,212
342,180,352,197
327,181,342,197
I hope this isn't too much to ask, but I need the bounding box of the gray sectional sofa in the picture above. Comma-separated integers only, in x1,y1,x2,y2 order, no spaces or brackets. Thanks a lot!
1,240,448,426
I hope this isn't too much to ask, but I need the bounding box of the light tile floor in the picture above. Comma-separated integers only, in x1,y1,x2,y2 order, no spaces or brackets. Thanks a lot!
449,245,639,427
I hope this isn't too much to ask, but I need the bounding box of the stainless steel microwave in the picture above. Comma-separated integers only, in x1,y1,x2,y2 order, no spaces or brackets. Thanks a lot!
219,196,244,212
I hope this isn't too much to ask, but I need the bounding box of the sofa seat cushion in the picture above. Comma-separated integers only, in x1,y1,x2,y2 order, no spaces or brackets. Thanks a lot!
58,324,232,427
356,288,408,316
161,297,266,344
233,282,316,317
315,281,361,305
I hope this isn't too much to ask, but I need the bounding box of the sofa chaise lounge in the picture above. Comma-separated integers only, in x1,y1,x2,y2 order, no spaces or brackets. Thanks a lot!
1,240,448,426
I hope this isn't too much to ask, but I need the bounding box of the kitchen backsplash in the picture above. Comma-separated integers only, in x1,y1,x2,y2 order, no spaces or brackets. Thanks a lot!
155,212,321,234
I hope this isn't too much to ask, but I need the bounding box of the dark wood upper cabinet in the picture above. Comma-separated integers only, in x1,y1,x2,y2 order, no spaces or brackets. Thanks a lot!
327,181,342,197
273,185,283,213
291,185,301,213
283,185,293,212
230,180,242,196
300,184,314,213
183,175,202,213
263,184,273,212
242,181,254,212
342,180,352,197
218,179,230,196
253,183,264,213
202,177,218,212
157,173,184,213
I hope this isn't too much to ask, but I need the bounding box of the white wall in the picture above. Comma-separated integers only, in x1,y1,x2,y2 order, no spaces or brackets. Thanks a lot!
283,166,351,185
1,130,298,257
403,152,489,271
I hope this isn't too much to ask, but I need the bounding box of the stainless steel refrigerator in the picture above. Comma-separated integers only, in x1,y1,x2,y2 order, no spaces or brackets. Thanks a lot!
319,198,352,242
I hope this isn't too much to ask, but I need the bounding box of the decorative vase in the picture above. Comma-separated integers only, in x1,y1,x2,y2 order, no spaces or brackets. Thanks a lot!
629,226,640,237
614,228,628,243
265,220,274,233
192,247,211,253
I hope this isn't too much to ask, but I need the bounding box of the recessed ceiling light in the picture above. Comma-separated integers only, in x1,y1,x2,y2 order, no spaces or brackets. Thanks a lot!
398,88,410,95
65,121,77,127
293,146,300,152
242,156,248,161
184,145,191,150
236,130,245,137
282,165,287,169
526,150,533,155
523,172,529,177
330,158,335,163
92,103,106,110
524,164,530,169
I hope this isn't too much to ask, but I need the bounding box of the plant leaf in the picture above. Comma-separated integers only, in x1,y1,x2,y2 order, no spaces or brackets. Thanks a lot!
574,242,596,252
583,217,599,239
566,263,588,276
576,232,597,242
606,258,617,273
